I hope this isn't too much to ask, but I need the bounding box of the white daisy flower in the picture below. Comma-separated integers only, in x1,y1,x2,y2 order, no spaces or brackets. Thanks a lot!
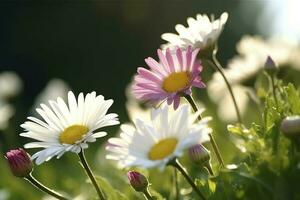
161,12,228,51
207,35,300,121
106,104,211,170
21,91,119,165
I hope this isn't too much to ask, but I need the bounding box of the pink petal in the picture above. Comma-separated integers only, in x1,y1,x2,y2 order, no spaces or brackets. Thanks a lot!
176,47,183,69
191,48,200,71
192,60,202,73
186,46,192,71
173,95,181,110
166,48,175,72
135,83,163,92
144,57,167,77
157,49,170,73
137,68,162,84
192,78,206,88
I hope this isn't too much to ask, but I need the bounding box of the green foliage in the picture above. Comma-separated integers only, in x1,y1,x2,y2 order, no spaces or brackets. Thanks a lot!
283,83,300,114
95,176,128,200
225,79,300,200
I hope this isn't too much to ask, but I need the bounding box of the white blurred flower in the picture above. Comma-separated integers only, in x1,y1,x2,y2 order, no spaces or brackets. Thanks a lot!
125,82,150,121
0,71,22,99
161,12,228,51
32,79,70,112
208,35,300,121
0,101,14,130
0,189,10,200
0,71,22,130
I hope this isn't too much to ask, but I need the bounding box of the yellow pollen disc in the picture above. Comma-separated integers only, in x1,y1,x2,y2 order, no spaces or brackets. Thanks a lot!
60,125,89,144
148,138,178,160
162,72,190,93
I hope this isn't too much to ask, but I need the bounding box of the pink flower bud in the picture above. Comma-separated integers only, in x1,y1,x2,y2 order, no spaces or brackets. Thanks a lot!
5,148,33,177
188,144,210,164
127,171,148,192
264,56,278,75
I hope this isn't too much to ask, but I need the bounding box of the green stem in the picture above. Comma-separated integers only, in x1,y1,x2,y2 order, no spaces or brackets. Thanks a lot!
142,188,154,200
204,162,214,176
208,50,243,124
270,75,278,109
25,174,69,200
184,95,225,167
169,158,206,200
208,132,225,167
184,95,202,119
78,150,105,200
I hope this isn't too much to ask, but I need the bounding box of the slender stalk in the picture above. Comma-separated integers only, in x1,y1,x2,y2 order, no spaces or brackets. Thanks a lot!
25,174,69,200
143,188,154,200
208,50,243,124
78,150,105,200
184,95,202,119
184,95,225,167
208,132,225,167
169,158,206,200
270,75,278,109
204,163,214,176
173,168,179,200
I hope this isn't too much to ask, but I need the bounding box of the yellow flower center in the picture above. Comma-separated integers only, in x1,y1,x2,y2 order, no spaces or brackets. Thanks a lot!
162,72,190,93
148,138,178,160
59,125,89,144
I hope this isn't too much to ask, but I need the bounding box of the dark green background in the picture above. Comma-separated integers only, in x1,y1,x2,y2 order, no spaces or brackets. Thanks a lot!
0,0,262,121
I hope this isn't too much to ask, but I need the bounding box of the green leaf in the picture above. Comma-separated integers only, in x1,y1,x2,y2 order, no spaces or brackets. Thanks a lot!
148,189,166,200
95,176,128,200
284,83,300,114
227,124,248,139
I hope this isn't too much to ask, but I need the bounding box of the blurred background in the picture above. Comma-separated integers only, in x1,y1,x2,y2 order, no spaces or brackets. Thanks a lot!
0,0,299,199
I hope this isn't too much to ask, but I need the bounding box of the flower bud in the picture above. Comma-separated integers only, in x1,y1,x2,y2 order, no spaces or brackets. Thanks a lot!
188,144,210,165
127,171,148,192
4,148,33,177
264,56,278,75
198,44,216,59
281,116,300,137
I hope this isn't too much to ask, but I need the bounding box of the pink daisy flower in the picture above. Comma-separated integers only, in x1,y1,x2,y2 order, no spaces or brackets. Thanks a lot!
132,46,205,109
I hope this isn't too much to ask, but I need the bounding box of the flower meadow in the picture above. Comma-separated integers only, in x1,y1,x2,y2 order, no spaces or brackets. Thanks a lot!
1,8,300,200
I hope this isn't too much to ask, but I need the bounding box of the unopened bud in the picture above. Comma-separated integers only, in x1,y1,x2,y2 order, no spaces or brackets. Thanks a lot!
281,116,300,137
189,144,210,165
264,56,278,75
5,148,33,177
127,171,148,192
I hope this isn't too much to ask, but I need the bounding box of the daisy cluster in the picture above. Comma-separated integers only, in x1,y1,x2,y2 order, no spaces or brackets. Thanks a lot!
4,10,299,200
2,12,229,200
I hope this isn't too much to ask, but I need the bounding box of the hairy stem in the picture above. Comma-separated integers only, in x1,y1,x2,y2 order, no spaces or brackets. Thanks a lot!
78,150,106,200
143,188,154,200
169,158,206,200
184,95,225,167
25,174,69,200
206,50,243,123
